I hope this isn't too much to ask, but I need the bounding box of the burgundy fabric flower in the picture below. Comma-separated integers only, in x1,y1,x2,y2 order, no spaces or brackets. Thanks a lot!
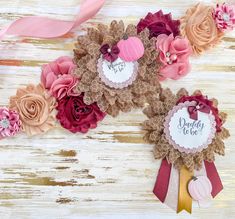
177,95,222,132
100,44,120,62
137,10,180,38
56,95,106,133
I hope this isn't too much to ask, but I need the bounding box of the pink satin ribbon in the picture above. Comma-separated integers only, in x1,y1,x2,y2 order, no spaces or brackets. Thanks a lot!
164,166,179,211
0,0,105,40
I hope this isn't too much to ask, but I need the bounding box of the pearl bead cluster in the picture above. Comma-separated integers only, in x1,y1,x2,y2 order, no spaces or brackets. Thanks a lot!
165,52,177,65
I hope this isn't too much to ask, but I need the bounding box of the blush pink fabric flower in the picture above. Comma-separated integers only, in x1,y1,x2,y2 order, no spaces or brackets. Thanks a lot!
41,56,76,89
50,74,79,100
0,107,21,139
213,3,235,31
156,34,192,81
137,10,180,38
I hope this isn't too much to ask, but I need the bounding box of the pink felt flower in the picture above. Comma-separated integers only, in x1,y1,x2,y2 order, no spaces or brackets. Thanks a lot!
50,74,79,100
41,56,76,89
137,10,180,38
0,107,21,139
213,3,235,31
156,34,192,81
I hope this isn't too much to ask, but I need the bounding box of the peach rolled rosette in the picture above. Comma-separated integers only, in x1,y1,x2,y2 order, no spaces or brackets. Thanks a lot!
180,3,224,55
9,84,57,136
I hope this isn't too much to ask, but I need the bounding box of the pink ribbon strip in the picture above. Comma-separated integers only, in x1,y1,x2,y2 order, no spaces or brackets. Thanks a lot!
164,166,179,211
153,159,172,203
0,0,105,40
204,161,223,198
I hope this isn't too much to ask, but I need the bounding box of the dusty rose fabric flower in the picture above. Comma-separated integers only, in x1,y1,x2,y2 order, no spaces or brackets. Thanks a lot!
213,3,235,31
41,56,76,89
56,95,106,134
137,10,180,38
180,3,224,55
50,74,79,100
156,34,192,80
9,84,57,136
0,107,21,139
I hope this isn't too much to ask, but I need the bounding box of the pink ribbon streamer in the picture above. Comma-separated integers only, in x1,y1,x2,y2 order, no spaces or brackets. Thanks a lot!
0,0,105,40
204,161,223,198
164,166,179,211
153,159,172,203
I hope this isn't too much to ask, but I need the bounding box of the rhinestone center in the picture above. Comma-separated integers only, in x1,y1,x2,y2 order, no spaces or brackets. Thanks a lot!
223,13,230,22
0,118,10,129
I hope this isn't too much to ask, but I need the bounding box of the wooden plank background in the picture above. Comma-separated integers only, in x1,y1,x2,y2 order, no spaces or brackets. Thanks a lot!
0,0,234,218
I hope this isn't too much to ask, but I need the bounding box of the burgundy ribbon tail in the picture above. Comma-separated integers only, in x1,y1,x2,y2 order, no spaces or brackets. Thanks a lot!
204,161,223,198
153,159,172,203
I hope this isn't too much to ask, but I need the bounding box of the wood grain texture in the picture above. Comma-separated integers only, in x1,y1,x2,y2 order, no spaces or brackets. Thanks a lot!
0,0,234,218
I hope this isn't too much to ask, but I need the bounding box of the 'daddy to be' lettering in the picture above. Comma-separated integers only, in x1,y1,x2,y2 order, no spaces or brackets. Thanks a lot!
177,117,205,136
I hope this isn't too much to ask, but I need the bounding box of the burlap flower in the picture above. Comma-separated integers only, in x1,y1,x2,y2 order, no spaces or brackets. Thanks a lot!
9,84,57,136
180,3,224,55
142,88,230,171
74,20,161,117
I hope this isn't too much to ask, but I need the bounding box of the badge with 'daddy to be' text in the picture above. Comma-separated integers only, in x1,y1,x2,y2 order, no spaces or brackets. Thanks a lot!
164,101,217,154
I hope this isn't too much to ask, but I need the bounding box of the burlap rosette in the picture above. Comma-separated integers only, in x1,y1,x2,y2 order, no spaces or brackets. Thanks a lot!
73,20,161,117
142,88,230,171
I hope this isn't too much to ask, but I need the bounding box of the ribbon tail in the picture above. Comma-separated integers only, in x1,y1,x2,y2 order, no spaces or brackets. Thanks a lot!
0,0,105,40
164,166,180,211
153,159,172,203
177,166,193,214
204,161,223,198
74,0,105,26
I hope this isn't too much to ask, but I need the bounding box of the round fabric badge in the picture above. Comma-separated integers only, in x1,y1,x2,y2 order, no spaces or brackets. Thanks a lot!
97,57,138,89
164,101,216,154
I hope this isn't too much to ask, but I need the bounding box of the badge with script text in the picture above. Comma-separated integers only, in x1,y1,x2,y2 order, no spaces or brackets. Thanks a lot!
142,90,230,214
97,57,138,89
164,101,216,153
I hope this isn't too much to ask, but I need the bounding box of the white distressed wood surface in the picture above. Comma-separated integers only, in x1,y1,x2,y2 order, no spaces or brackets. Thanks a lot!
0,0,234,218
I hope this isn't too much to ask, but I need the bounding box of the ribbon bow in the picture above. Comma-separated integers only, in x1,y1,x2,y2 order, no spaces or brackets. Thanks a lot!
100,44,120,62
188,101,211,120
